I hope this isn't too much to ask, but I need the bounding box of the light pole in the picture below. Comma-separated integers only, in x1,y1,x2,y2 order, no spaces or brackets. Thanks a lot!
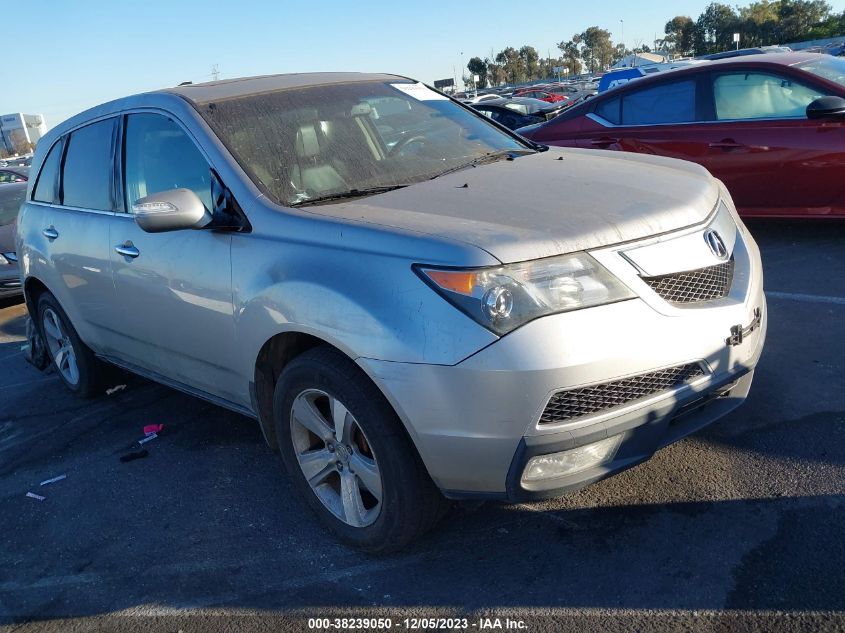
460,51,465,91
620,19,625,65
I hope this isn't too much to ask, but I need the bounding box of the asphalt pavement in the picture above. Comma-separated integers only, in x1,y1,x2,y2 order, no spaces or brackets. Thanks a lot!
0,219,843,633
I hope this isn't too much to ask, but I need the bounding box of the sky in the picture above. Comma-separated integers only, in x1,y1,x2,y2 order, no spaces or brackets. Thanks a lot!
4,0,845,129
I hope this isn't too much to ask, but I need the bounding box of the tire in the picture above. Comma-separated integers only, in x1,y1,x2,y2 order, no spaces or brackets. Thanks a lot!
37,292,108,398
274,345,447,553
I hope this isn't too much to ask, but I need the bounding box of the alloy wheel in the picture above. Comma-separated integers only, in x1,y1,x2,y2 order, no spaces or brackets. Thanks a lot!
41,307,80,386
290,389,383,528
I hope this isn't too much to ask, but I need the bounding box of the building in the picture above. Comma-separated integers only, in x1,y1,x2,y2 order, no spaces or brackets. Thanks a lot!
0,113,47,154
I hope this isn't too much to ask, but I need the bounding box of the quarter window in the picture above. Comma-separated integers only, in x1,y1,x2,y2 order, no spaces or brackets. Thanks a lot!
594,97,621,125
123,113,212,212
713,72,825,120
621,80,696,125
32,139,64,204
62,119,116,211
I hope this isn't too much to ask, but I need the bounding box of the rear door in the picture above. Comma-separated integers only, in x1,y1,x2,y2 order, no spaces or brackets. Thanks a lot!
109,111,239,402
697,69,844,216
576,76,719,165
28,120,120,353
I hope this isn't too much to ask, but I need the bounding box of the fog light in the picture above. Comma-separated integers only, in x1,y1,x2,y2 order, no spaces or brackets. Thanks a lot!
521,435,623,484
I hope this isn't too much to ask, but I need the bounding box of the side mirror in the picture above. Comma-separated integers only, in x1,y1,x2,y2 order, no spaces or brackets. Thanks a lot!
806,95,845,120
131,188,212,233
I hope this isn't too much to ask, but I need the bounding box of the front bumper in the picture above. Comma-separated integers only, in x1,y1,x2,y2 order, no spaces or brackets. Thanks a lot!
358,206,767,500
361,291,766,499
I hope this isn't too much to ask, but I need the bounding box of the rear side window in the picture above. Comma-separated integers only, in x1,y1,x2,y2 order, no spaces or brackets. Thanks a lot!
713,72,825,120
123,113,212,211
594,96,621,124
62,119,116,210
32,139,64,204
621,80,696,125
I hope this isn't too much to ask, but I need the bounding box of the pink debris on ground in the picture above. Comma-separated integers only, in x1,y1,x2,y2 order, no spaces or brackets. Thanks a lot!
143,424,164,436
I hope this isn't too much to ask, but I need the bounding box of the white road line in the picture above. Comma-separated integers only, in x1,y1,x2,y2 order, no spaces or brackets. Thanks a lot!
767,291,845,306
0,375,59,391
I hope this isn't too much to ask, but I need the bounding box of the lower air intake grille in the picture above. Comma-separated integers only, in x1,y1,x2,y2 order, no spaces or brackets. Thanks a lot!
539,364,706,425
643,258,734,304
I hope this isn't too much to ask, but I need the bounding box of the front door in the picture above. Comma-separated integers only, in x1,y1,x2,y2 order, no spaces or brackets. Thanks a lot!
698,70,845,216
109,112,239,403
577,77,715,165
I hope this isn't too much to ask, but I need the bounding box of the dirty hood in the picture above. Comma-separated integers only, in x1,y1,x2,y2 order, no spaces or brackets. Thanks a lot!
314,147,720,264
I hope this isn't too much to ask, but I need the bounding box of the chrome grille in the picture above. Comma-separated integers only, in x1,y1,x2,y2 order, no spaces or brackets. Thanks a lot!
539,364,705,425
642,258,734,304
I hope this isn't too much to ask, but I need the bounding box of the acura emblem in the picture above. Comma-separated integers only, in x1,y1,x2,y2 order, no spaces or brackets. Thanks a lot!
704,229,729,260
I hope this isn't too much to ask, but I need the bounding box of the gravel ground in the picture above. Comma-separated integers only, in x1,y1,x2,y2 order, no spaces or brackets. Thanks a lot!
0,219,843,632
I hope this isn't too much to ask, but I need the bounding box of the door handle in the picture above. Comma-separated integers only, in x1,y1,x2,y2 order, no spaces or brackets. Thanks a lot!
42,227,58,240
590,137,619,148
709,139,745,150
114,242,140,259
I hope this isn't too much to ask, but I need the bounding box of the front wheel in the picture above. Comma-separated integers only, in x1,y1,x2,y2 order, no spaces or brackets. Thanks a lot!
274,346,447,552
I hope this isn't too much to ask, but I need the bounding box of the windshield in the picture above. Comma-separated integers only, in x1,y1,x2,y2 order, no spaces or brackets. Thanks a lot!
197,80,527,206
798,56,845,88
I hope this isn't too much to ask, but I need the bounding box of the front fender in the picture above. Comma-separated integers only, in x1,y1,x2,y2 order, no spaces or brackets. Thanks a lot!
231,232,499,386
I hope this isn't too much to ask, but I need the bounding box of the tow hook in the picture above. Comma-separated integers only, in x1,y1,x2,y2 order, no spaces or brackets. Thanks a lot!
726,307,762,347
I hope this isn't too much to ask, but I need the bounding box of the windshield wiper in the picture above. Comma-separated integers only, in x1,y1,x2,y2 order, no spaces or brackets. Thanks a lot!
291,184,413,207
429,149,537,180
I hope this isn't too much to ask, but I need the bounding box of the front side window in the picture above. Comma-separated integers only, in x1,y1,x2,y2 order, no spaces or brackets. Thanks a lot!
123,113,212,212
32,139,64,204
713,72,825,120
621,80,696,125
197,80,526,206
62,118,116,210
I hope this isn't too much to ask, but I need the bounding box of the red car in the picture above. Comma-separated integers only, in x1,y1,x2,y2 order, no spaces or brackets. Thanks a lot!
512,88,569,104
521,53,845,218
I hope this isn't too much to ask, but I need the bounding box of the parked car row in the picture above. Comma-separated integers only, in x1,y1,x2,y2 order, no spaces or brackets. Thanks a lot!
457,80,598,130
471,96,569,129
0,154,33,168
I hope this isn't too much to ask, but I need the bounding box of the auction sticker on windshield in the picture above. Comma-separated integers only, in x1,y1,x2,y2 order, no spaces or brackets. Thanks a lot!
390,82,448,101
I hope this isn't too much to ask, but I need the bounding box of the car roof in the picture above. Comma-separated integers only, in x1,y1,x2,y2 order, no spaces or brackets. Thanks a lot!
39,72,418,153
698,50,821,68
159,72,409,104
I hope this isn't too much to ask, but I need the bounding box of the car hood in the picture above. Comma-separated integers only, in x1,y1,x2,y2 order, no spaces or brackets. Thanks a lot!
311,147,720,264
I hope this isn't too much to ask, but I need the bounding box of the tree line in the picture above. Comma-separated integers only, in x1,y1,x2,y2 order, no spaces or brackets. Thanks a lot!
465,0,845,88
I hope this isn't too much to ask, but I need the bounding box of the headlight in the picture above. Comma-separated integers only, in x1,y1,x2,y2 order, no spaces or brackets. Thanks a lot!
417,252,635,335
0,252,16,265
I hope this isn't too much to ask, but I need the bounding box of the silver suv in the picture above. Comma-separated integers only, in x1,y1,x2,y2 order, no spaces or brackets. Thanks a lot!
17,73,766,551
